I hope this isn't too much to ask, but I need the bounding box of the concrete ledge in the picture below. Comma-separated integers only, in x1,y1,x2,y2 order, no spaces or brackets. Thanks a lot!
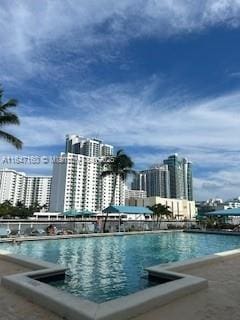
96,275,207,320
2,269,207,320
0,246,210,320
0,249,61,270
146,248,240,274
2,240,240,319
184,229,240,236
0,230,182,243
2,274,98,320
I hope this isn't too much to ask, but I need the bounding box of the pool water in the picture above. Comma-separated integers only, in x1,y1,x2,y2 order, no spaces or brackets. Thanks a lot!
1,232,240,302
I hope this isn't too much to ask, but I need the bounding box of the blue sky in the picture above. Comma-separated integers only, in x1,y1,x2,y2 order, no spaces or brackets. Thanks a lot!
1,0,240,200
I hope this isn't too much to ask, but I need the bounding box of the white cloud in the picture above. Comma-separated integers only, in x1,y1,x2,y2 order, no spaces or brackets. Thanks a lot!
1,1,240,199
6,80,240,152
1,0,240,79
194,168,240,200
2,80,240,199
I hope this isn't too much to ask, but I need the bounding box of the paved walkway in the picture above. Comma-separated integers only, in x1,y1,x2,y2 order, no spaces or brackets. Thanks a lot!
0,260,61,320
0,255,240,320
135,254,240,320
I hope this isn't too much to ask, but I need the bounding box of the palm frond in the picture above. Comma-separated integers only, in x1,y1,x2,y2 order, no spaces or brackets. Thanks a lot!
116,149,124,156
0,99,18,111
0,130,22,149
0,113,20,126
0,85,22,150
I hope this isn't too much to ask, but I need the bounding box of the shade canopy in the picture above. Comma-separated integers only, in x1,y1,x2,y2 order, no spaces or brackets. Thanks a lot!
63,209,94,217
205,207,240,217
103,205,153,215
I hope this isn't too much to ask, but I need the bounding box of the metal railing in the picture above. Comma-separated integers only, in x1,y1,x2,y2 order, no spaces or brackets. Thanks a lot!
0,219,197,238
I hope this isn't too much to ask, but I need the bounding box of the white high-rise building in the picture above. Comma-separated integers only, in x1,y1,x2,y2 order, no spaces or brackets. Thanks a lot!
65,134,114,157
25,176,52,209
0,169,52,208
49,152,125,213
101,144,114,156
0,169,26,205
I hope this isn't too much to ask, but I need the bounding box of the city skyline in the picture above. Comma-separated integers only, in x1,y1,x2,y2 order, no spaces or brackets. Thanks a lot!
132,154,193,201
0,132,239,202
1,1,240,200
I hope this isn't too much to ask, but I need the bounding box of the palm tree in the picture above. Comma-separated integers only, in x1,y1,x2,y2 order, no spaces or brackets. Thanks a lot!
16,200,25,208
0,85,22,149
101,149,135,232
148,203,172,230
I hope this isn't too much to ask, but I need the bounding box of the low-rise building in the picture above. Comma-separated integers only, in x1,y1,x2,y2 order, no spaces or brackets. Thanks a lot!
102,205,152,221
135,196,196,220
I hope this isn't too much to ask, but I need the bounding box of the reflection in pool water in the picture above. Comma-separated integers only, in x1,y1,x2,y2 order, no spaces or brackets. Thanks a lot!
1,232,240,302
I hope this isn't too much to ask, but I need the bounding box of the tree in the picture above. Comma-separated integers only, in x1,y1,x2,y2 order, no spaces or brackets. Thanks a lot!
29,201,41,212
0,200,39,219
0,85,22,149
0,200,13,217
101,149,135,232
16,201,25,208
205,216,226,230
148,203,172,229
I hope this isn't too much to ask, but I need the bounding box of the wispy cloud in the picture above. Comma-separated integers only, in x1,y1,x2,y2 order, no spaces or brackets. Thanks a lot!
1,0,240,80
194,168,240,200
2,1,240,200
2,79,240,199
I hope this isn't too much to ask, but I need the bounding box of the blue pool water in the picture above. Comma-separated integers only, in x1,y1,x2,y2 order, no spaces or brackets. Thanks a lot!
1,232,240,302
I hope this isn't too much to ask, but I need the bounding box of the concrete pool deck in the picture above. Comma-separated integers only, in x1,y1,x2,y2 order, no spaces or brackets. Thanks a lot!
0,247,240,320
136,252,240,320
0,260,61,320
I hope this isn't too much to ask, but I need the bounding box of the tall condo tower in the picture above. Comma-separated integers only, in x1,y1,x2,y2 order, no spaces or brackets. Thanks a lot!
50,135,124,213
0,169,52,209
132,164,170,198
163,154,193,200
65,134,114,157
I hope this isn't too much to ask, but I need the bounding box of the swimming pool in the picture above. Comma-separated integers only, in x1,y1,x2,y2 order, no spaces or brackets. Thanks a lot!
1,232,240,302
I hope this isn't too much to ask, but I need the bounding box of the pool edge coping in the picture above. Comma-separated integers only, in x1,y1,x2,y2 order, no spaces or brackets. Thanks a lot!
1,247,240,319
0,229,182,243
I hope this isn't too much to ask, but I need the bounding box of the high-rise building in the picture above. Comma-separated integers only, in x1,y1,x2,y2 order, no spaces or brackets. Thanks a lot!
54,134,121,212
101,144,114,156
132,165,170,198
0,169,26,206
0,169,52,208
163,154,193,200
185,160,193,201
65,134,114,157
25,176,52,209
131,171,147,191
132,154,193,201
49,152,125,213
